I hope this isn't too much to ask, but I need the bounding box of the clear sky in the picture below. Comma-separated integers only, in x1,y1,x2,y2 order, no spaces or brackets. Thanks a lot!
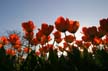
0,0,108,39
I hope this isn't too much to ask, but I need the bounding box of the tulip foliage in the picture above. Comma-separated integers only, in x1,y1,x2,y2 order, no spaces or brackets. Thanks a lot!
0,16,108,71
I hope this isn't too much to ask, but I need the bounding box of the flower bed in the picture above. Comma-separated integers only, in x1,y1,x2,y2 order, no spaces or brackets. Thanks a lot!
0,16,108,71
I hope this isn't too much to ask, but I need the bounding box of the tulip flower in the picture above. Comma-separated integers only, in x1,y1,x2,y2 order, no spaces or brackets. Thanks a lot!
55,16,69,32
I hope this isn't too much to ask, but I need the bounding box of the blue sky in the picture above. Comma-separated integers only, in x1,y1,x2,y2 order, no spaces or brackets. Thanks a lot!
0,0,108,39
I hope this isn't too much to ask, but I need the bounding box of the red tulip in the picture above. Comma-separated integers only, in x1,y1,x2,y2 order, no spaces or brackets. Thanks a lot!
23,47,29,53
9,34,20,44
53,31,61,39
40,35,51,45
55,38,62,43
97,26,106,38
36,29,44,41
41,23,54,36
55,16,69,32
75,40,83,46
64,35,75,43
84,42,91,48
93,37,102,45
8,34,21,49
68,20,79,33
35,51,40,56
82,27,88,35
82,35,90,42
6,49,16,56
0,36,8,45
0,36,8,49
31,38,39,46
88,26,98,37
82,26,98,42
17,48,22,52
98,18,108,35
100,18,108,29
22,21,35,32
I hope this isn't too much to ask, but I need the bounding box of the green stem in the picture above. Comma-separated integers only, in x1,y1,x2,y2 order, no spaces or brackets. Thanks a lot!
64,32,67,37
